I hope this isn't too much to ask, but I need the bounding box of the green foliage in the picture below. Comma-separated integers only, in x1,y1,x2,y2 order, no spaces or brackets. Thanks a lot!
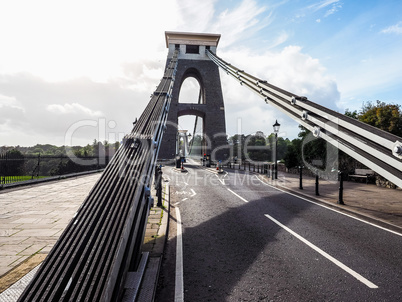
345,109,358,119
245,133,269,161
359,100,402,136
2,149,25,176
228,132,289,163
284,138,302,169
1,140,121,179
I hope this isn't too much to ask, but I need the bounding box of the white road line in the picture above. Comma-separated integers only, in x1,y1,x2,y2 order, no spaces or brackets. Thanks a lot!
255,175,402,237
182,198,188,201
264,214,378,289
175,207,184,302
225,187,378,289
190,189,196,197
215,174,225,185
227,188,248,203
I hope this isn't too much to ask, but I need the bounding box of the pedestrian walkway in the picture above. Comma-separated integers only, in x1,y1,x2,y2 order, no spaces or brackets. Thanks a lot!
0,171,170,301
0,173,102,295
263,171,402,230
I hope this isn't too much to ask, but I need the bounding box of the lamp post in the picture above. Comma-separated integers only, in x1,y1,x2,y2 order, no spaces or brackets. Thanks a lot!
187,133,192,156
273,120,280,180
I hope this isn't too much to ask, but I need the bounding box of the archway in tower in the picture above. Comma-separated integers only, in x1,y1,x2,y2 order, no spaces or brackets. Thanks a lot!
178,115,204,158
177,76,206,158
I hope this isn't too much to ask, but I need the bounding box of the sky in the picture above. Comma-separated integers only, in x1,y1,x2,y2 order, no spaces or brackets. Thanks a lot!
1,0,401,147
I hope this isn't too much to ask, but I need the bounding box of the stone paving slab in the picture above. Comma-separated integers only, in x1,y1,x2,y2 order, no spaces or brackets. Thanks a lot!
0,173,102,280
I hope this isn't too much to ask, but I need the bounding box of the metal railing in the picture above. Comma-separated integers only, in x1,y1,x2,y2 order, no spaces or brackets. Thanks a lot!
18,49,179,301
0,153,110,185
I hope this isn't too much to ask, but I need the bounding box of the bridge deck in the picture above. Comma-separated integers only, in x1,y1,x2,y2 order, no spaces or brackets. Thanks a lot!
1,168,402,300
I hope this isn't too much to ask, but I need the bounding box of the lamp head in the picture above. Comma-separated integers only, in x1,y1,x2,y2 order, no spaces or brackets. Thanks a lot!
273,120,280,133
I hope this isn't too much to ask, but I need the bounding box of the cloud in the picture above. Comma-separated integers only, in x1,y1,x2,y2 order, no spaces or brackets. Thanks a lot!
0,73,147,146
308,0,340,11
0,1,176,82
266,31,289,49
175,0,216,32
219,45,340,138
47,103,103,117
306,0,342,18
0,0,342,146
381,22,402,35
211,0,269,48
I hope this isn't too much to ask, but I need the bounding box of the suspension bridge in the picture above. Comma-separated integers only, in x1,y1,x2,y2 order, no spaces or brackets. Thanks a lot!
16,31,402,301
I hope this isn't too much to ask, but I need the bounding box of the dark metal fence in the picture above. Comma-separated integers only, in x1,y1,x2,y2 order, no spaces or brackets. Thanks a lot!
0,153,110,185
18,49,179,301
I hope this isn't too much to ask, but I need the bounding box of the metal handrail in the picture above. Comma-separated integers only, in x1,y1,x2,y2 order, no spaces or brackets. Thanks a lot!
18,50,179,301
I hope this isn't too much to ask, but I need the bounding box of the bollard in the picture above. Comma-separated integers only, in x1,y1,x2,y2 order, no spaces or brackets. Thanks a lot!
157,169,163,207
338,171,345,205
299,166,303,190
315,174,319,196
154,164,159,186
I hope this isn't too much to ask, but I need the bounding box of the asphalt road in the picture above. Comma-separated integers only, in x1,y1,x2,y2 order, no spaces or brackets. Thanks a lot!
156,159,402,301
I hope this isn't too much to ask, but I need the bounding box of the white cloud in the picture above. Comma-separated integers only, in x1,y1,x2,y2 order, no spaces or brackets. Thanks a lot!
0,94,23,110
219,45,340,138
0,0,343,146
211,0,269,48
175,0,216,32
0,0,178,82
267,31,289,49
381,22,402,35
47,103,103,117
308,0,340,12
306,0,342,18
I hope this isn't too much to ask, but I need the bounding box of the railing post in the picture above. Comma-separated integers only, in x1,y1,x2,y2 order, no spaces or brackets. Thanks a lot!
38,154,41,177
315,174,319,196
338,171,345,205
299,166,303,190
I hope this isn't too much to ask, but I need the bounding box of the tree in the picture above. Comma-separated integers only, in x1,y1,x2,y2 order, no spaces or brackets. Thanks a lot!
230,134,247,160
359,100,402,136
283,125,327,169
2,149,25,176
284,138,302,168
345,109,358,119
245,133,269,161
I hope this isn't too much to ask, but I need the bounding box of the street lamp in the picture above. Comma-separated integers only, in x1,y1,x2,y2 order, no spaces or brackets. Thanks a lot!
273,120,280,179
187,133,192,156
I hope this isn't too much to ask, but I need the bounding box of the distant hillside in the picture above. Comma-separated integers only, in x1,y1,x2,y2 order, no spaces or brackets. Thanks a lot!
1,140,120,157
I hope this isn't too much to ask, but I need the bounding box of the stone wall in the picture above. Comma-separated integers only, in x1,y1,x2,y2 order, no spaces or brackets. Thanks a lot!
376,175,398,189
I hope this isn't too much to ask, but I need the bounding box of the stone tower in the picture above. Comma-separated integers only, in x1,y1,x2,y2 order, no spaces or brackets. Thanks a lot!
158,31,227,161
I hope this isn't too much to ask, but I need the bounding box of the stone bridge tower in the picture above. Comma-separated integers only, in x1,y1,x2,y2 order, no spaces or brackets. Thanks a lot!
158,31,227,161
